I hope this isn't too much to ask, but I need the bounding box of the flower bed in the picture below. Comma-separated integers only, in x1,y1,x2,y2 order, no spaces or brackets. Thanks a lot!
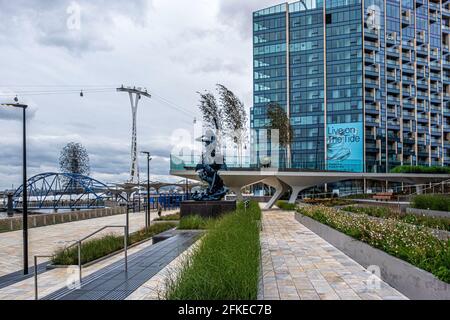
165,201,261,300
298,206,450,283
52,222,177,266
343,205,450,232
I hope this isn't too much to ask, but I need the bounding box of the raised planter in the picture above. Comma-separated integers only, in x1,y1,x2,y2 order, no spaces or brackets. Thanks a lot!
295,213,450,300
407,207,450,219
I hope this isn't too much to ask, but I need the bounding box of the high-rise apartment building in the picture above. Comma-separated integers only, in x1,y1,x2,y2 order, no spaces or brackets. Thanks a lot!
251,0,450,173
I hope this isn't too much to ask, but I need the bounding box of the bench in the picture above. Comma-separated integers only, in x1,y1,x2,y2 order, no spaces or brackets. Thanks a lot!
373,193,394,201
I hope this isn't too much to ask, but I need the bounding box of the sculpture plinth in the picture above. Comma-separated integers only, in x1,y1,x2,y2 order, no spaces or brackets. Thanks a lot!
181,201,236,219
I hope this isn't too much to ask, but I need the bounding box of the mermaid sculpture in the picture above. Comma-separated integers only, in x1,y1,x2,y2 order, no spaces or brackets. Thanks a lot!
191,129,228,201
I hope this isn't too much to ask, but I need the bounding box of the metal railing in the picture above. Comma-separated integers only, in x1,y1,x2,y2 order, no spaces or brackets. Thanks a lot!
33,225,128,300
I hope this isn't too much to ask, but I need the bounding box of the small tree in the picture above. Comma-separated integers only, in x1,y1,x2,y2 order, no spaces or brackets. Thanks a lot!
198,91,222,133
267,103,293,168
217,84,248,166
59,142,90,176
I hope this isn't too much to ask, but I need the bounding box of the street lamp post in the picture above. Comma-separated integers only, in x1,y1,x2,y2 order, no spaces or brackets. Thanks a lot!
1,102,29,275
141,151,152,230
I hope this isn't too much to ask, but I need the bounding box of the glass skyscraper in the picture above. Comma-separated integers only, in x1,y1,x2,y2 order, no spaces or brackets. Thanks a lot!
251,0,450,173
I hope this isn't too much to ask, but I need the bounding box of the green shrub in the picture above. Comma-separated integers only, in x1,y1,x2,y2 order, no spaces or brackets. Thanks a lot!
303,198,355,207
391,165,450,174
52,222,176,266
299,206,450,283
412,195,450,212
276,200,297,211
165,201,261,300
178,215,212,230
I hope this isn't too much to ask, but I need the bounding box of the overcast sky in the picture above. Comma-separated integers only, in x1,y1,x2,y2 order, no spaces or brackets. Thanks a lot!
0,0,278,190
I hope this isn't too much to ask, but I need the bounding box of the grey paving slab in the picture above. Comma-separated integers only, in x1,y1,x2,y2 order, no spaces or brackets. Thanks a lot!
259,211,408,301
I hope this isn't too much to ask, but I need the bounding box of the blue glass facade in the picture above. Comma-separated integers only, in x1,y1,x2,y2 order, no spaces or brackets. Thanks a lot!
252,0,450,173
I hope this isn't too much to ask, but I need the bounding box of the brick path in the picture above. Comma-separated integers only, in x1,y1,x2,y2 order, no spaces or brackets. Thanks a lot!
259,211,407,300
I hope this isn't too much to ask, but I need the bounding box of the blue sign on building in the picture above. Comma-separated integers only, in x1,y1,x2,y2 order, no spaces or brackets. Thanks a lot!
327,122,364,173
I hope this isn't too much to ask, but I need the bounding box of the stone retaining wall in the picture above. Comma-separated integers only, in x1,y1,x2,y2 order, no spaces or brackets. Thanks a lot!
0,207,127,233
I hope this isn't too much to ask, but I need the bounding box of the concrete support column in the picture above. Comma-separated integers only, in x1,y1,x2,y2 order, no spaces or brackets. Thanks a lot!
289,187,306,204
416,185,424,195
263,178,289,210
230,187,244,202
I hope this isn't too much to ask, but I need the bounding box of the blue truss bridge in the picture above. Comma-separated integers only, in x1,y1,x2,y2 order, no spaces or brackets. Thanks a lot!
12,173,121,210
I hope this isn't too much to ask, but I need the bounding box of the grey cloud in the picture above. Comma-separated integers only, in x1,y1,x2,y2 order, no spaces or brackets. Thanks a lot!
190,58,246,75
0,0,151,54
0,133,174,189
0,106,37,121
217,0,278,38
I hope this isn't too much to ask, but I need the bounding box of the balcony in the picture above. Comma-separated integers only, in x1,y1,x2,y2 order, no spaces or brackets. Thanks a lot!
365,92,376,102
403,100,415,110
416,56,427,66
366,117,380,127
365,65,379,78
364,28,379,40
416,45,428,56
387,95,400,106
402,64,414,74
386,47,400,58
417,79,428,89
431,94,442,103
402,12,411,27
417,103,428,112
387,71,397,82
403,137,415,145
431,127,443,136
430,64,441,75
365,54,376,64
365,78,379,89
417,91,428,101
403,111,415,120
402,75,414,85
430,71,441,81
365,103,379,115
364,40,379,52
387,84,400,94
417,125,428,134
444,59,450,70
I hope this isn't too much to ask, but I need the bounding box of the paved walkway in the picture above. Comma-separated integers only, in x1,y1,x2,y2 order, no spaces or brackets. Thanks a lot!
259,211,407,300
44,231,199,300
0,210,177,279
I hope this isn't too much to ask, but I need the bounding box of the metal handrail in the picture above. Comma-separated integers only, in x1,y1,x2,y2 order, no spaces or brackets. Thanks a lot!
34,255,53,300
33,225,128,300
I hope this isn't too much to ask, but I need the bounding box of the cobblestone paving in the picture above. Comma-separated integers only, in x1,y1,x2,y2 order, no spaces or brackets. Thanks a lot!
259,211,408,300
0,210,177,277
